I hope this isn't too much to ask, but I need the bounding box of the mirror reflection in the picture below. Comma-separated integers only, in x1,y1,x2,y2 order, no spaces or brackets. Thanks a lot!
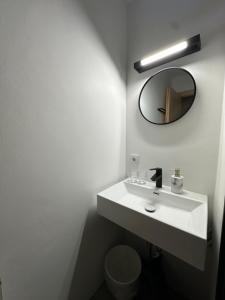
139,68,196,125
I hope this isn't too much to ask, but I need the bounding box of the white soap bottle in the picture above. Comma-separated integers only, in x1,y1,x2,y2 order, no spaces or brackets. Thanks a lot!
171,168,184,194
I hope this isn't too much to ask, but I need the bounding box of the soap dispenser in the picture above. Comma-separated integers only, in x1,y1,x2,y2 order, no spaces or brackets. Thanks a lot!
171,168,184,194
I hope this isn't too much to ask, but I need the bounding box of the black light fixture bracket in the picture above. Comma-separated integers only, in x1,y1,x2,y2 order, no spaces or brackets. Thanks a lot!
134,34,201,73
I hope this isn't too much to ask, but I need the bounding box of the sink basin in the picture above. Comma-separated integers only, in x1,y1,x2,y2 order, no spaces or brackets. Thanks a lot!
97,179,208,270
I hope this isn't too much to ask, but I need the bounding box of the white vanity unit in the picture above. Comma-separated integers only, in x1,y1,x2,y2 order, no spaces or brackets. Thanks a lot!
97,179,208,270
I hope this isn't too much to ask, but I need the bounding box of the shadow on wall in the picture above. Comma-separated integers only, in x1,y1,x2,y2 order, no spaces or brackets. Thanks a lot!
58,0,126,299
68,209,123,300
76,0,126,82
73,0,126,175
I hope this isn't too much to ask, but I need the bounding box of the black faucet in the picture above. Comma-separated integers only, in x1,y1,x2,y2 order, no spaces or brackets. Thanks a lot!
150,168,162,188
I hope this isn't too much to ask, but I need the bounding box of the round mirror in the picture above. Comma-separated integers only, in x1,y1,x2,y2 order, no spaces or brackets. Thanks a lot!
139,68,196,125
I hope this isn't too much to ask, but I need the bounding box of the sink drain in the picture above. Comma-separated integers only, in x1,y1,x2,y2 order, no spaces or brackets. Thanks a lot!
145,205,156,213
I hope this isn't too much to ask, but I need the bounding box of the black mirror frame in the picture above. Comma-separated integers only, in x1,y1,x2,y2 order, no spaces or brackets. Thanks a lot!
138,67,197,125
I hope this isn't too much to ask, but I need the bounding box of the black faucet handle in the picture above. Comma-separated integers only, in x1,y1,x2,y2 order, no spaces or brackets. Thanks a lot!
150,168,162,175
149,168,162,178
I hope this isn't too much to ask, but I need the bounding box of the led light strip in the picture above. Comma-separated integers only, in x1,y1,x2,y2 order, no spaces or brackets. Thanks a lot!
134,34,201,73
140,41,188,67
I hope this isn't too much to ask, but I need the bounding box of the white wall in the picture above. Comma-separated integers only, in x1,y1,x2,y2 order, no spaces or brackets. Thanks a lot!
0,0,126,300
127,1,225,201
128,33,225,200
127,0,225,299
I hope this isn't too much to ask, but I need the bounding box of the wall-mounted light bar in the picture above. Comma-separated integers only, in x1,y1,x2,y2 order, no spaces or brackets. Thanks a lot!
134,34,201,73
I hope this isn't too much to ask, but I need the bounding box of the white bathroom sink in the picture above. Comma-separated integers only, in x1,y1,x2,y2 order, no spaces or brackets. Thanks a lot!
97,179,208,270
